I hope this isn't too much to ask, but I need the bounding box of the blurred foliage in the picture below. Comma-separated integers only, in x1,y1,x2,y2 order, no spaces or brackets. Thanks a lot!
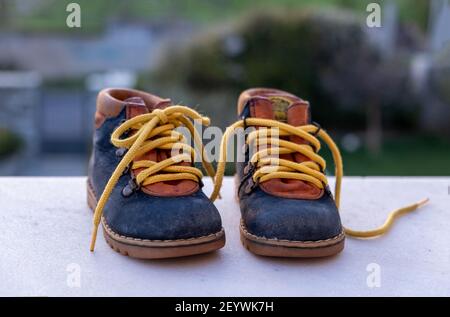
2,0,430,33
0,128,22,159
155,8,421,131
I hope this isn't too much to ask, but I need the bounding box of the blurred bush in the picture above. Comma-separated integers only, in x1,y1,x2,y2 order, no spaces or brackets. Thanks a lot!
0,128,22,160
431,44,450,105
155,8,421,132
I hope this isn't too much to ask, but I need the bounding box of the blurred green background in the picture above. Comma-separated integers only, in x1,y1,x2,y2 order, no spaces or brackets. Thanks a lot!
2,0,431,32
0,0,449,176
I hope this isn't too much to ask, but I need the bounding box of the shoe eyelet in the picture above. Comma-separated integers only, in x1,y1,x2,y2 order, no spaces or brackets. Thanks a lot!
244,177,257,194
121,185,133,197
312,121,322,136
121,178,140,197
243,163,256,177
122,164,130,175
115,147,127,157
112,119,129,136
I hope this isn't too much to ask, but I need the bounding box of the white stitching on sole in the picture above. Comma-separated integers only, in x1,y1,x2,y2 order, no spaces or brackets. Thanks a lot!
103,218,225,244
240,219,345,246
88,179,224,245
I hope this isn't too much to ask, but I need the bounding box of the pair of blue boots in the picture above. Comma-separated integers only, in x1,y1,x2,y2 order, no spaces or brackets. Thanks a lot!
87,87,426,259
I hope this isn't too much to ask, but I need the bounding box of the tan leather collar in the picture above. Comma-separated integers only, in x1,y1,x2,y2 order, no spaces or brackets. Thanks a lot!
95,88,171,128
97,88,171,118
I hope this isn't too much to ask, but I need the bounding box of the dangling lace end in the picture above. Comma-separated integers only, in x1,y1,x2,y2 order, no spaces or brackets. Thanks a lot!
415,198,430,208
209,190,222,201
90,224,99,252
344,198,430,239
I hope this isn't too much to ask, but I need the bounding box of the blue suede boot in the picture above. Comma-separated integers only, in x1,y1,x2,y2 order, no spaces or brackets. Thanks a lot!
87,88,225,259
234,88,344,257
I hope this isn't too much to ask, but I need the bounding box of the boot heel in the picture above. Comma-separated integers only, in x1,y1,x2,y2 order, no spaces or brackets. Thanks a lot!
87,179,97,212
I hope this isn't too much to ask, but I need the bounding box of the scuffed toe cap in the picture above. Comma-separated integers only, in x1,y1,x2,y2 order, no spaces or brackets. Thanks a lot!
241,188,343,242
103,182,222,241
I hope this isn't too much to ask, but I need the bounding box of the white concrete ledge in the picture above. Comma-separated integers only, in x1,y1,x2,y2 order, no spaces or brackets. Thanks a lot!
0,177,449,296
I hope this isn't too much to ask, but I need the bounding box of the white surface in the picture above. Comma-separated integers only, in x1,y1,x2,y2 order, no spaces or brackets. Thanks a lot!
0,177,449,297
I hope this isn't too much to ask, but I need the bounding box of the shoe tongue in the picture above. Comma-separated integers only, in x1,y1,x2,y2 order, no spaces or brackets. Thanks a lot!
149,99,172,110
249,95,311,162
249,96,310,126
124,97,172,118
246,94,320,198
124,97,148,118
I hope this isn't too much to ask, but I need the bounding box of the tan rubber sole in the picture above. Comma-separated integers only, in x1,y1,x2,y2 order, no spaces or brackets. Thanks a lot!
235,175,345,258
87,180,225,259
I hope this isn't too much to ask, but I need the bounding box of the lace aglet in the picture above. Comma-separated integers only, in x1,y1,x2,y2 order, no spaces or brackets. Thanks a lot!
202,117,210,126
416,198,430,209
90,225,99,252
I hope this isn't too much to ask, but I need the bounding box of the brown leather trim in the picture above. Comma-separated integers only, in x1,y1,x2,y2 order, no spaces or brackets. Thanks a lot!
94,111,106,129
110,91,199,197
141,181,199,197
259,182,323,199
249,97,274,119
125,97,147,119
93,88,198,197
287,102,310,126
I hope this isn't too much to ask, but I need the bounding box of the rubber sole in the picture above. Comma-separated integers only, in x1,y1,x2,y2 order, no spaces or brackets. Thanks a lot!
240,220,345,258
235,176,345,258
87,180,225,259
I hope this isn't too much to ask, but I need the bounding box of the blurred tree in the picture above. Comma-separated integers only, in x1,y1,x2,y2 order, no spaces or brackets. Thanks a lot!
0,128,22,159
425,44,450,136
155,8,420,155
0,0,11,28
432,53,450,104
320,44,414,156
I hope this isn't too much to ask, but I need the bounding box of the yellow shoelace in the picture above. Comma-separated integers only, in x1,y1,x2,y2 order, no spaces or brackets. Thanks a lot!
90,106,217,251
91,112,429,251
210,118,429,238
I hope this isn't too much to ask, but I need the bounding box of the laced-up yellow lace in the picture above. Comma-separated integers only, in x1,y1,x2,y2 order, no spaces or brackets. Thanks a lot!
210,118,429,238
90,106,217,251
